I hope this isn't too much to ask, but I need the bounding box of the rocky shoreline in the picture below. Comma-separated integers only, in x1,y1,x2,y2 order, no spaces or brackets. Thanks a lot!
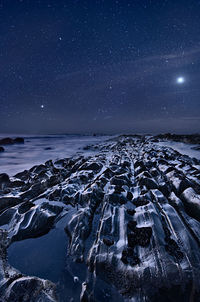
151,133,200,145
0,135,200,301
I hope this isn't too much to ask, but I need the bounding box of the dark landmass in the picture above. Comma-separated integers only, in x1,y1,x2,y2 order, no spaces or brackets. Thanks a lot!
0,137,24,145
0,135,200,301
152,133,200,144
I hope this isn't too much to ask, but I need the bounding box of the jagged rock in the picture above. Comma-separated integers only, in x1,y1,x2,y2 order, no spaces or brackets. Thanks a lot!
0,137,24,145
138,177,158,190
21,183,46,200
181,187,200,221
103,237,114,246
9,180,25,188
128,227,152,247
127,220,137,231
0,173,10,189
13,137,24,144
106,193,127,205
126,191,133,200
48,188,62,200
127,208,136,216
80,162,102,171
0,197,22,211
30,164,47,174
165,238,183,261
0,137,13,145
133,195,150,207
14,170,30,181
121,247,140,266
5,277,56,302
110,176,129,186
0,135,200,301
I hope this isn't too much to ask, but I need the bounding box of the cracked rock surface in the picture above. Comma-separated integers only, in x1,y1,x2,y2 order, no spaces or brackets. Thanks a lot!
0,135,200,301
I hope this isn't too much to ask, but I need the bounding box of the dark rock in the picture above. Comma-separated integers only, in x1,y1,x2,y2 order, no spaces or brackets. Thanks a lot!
139,177,158,190
31,164,47,174
0,137,13,145
106,193,127,205
121,247,140,266
103,168,115,179
127,220,137,231
165,238,183,261
159,183,171,197
181,188,200,221
83,145,91,150
48,188,62,200
0,146,4,152
12,210,57,241
150,168,159,177
0,196,22,211
5,276,56,302
0,173,10,189
13,137,24,144
110,176,128,186
128,227,152,247
165,166,176,174
114,185,125,194
18,201,34,214
14,170,30,181
21,182,47,200
81,162,102,171
127,209,136,216
133,196,150,207
9,180,25,188
0,137,24,145
103,238,114,246
126,191,133,200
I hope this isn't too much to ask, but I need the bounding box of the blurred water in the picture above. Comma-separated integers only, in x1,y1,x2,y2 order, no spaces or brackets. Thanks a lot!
0,134,110,176
157,141,200,160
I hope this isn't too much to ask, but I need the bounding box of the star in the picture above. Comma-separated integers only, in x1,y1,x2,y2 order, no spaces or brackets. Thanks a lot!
177,77,185,84
40,104,44,109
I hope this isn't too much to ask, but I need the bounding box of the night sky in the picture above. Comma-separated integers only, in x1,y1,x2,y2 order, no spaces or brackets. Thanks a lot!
1,0,200,134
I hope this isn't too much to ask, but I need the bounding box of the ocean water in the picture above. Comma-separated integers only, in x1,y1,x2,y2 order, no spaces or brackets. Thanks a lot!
157,141,200,160
0,134,110,176
8,210,69,283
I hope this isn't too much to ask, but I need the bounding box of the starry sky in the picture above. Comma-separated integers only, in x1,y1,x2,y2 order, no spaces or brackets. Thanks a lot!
1,0,200,134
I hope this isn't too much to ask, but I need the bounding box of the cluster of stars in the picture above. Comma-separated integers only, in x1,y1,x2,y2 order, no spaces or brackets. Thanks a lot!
0,0,199,134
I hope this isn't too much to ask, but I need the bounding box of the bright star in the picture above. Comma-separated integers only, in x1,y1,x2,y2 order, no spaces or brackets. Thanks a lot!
177,77,185,84
40,104,44,109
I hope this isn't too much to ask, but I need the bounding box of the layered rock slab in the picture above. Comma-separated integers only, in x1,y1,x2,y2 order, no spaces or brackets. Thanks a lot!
0,136,200,301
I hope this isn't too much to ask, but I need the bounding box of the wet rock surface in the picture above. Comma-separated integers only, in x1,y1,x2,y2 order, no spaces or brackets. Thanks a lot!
0,135,200,301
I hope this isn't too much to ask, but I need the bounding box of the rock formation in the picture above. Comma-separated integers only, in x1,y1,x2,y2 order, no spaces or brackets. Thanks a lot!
0,135,200,301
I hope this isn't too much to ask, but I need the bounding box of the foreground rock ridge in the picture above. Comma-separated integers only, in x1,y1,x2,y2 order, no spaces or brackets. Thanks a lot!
0,135,200,302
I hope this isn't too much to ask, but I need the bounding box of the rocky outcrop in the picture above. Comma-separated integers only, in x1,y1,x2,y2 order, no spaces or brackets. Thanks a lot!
152,133,200,144
0,135,200,301
0,137,24,145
